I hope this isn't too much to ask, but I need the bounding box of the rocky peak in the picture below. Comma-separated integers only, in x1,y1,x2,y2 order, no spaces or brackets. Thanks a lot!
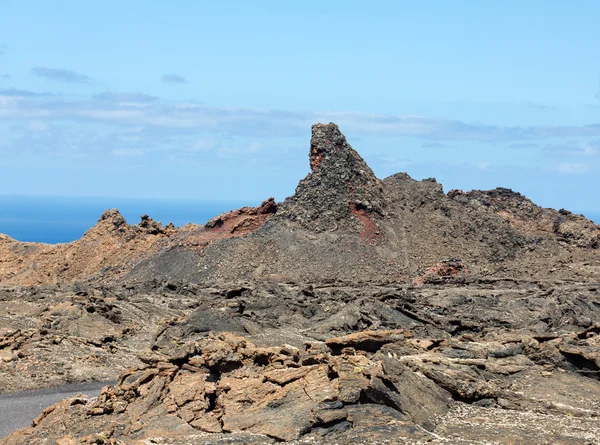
98,209,127,228
277,123,387,233
256,196,278,215
138,214,167,235
0,233,16,244
96,210,174,237
93,209,130,237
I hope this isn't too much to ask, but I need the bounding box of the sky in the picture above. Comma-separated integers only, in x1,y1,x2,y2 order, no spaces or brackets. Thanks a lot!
0,0,599,214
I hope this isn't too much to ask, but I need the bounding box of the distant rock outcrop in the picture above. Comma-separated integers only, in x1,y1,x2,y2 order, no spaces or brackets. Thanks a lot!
276,123,386,236
449,188,600,248
205,197,278,235
0,210,180,285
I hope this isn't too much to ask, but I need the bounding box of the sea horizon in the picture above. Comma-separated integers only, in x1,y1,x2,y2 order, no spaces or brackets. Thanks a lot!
1,194,599,245
0,195,258,244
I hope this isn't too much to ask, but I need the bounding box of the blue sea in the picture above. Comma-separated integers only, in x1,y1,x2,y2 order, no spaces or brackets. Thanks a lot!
587,213,600,224
0,195,255,244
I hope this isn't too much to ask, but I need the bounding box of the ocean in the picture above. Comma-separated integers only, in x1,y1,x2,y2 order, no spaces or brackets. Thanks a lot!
0,195,255,244
0,195,598,245
586,212,600,224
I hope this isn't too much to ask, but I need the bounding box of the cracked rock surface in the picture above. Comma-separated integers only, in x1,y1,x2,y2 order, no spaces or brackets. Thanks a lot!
1,280,599,444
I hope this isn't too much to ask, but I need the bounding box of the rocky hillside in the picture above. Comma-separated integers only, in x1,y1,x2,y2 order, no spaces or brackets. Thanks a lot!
133,123,600,284
1,123,599,287
0,200,277,286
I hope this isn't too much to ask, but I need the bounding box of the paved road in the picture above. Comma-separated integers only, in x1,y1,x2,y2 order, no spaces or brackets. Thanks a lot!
0,382,110,439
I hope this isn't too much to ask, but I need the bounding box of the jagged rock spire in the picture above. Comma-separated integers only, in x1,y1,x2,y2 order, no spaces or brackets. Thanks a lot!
277,123,387,232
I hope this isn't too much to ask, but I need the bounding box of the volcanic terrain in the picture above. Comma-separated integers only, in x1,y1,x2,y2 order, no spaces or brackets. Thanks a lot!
1,123,599,444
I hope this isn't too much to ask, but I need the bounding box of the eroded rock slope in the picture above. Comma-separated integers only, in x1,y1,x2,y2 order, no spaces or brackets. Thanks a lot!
124,123,600,283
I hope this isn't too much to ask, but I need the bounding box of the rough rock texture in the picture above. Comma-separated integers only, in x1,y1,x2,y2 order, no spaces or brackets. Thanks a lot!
2,280,600,443
3,332,451,444
450,187,600,248
0,210,177,286
136,123,600,284
0,199,278,287
276,123,387,234
204,198,278,234
6,322,600,444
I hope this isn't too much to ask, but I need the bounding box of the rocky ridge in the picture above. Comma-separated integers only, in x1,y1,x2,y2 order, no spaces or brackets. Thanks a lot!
172,124,600,284
0,199,278,286
1,123,600,286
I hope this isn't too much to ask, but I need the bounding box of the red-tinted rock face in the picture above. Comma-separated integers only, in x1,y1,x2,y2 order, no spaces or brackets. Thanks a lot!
349,202,383,244
201,197,278,238
309,145,325,171
205,198,278,232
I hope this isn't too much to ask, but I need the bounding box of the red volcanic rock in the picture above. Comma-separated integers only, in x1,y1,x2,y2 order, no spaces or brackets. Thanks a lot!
349,202,383,244
205,198,278,235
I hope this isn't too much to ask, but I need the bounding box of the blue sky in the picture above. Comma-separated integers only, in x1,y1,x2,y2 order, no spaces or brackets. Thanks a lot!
1,0,599,214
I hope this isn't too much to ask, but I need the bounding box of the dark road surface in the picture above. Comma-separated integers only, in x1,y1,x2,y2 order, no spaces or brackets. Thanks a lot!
0,382,109,439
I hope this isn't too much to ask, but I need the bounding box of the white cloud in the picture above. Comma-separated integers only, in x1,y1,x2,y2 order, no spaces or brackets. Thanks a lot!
377,156,410,170
510,142,540,149
248,140,262,153
580,143,598,156
110,148,144,157
545,141,598,157
2,92,600,147
556,162,590,175
186,139,217,153
27,120,50,132
93,92,159,103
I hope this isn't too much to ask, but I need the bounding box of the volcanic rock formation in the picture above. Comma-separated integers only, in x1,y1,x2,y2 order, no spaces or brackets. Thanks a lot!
2,123,600,444
0,199,277,286
160,123,600,284
276,122,387,233
0,209,177,285
1,123,600,286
